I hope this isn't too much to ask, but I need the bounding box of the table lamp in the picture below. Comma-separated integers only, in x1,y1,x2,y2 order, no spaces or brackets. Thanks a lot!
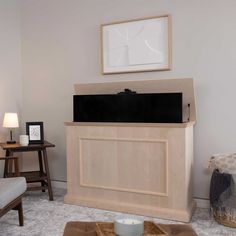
3,113,19,144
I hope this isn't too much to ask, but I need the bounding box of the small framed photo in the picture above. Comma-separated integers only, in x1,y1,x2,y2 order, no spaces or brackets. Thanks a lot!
26,122,44,144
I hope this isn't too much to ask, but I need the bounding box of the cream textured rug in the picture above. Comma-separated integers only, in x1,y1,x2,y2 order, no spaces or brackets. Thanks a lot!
0,189,236,236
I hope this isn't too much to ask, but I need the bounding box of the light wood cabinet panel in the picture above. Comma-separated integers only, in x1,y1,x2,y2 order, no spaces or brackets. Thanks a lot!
65,123,195,222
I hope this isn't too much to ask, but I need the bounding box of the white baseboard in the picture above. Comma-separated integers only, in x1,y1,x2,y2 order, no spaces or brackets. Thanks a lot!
51,180,210,209
194,198,210,209
51,180,67,189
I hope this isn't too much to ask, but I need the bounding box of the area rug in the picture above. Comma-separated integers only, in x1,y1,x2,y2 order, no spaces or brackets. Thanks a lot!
63,221,197,236
2,189,236,236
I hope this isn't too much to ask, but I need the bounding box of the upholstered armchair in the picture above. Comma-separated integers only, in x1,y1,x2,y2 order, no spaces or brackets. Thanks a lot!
0,156,27,226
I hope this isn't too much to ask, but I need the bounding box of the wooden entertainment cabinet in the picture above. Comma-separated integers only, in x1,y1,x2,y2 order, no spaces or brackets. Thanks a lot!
65,78,196,222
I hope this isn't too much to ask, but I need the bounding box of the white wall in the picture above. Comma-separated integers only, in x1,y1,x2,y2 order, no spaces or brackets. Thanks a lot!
21,0,236,199
0,0,22,165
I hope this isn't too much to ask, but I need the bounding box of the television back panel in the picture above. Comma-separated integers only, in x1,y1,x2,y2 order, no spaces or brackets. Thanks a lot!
73,93,182,123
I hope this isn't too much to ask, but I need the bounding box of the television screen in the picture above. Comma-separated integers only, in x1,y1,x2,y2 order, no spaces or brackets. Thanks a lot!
73,93,182,123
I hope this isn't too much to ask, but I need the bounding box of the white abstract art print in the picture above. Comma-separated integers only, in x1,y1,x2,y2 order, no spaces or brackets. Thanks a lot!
102,15,171,74
29,125,41,140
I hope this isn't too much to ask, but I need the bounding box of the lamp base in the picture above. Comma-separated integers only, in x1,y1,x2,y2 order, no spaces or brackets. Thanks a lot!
7,140,16,144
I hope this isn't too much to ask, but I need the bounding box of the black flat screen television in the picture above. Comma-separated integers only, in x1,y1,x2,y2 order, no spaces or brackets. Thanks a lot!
73,93,182,123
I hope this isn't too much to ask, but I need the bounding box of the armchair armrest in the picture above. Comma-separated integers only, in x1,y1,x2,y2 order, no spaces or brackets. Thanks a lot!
0,156,19,161
0,156,20,177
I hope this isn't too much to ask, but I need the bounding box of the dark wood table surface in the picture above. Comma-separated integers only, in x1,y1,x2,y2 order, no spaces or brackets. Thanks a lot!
0,141,55,151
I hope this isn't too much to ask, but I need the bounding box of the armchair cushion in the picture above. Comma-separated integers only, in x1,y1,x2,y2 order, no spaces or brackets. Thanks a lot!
0,177,26,209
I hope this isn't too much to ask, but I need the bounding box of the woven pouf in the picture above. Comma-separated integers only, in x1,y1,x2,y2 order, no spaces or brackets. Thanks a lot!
209,154,236,228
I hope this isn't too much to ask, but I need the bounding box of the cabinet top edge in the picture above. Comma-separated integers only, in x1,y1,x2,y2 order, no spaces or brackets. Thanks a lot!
64,121,195,128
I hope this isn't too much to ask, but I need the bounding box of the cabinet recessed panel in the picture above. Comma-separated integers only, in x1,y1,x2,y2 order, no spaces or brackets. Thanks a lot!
79,137,168,196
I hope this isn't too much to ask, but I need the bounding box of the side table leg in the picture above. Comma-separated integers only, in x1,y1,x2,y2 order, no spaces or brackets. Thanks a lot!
42,149,54,201
3,150,13,177
38,151,45,192
3,150,9,177
8,153,13,175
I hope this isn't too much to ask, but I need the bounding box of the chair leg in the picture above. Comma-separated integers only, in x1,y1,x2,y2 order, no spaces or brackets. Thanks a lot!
17,201,24,226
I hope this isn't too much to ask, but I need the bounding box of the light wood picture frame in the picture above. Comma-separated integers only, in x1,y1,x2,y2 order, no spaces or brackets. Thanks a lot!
101,15,172,74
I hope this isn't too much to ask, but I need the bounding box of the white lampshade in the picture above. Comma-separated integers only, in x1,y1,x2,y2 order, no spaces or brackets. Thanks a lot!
3,113,19,128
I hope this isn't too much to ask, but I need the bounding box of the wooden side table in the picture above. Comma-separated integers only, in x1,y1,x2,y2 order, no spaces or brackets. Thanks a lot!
0,141,55,201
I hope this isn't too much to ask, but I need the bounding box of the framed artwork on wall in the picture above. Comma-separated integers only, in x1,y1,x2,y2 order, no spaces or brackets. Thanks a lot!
26,122,44,144
101,15,172,74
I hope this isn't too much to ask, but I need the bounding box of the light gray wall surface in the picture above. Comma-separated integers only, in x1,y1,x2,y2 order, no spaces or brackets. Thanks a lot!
0,0,22,164
21,0,236,199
